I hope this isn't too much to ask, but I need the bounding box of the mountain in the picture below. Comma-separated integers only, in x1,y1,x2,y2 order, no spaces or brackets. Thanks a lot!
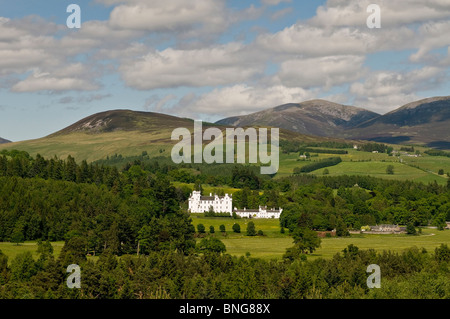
0,110,199,162
0,109,350,162
50,109,197,136
347,96,450,148
216,99,380,137
217,96,450,149
0,138,11,144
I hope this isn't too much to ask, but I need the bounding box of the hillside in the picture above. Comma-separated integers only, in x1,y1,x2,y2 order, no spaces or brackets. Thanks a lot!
216,99,380,137
347,96,450,148
0,110,197,162
50,109,196,136
0,109,351,162
217,96,450,149
0,138,11,144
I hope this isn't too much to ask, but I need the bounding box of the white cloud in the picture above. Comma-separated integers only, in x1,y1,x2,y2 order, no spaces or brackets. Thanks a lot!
256,24,376,57
261,0,291,5
11,64,100,92
276,55,367,89
12,76,98,93
119,43,265,90
166,84,316,118
108,0,230,36
410,20,450,62
350,67,446,113
270,7,294,21
310,0,450,28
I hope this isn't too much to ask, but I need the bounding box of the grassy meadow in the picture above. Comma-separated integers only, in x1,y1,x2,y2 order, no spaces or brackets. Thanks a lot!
190,216,450,260
1,218,448,263
277,148,450,185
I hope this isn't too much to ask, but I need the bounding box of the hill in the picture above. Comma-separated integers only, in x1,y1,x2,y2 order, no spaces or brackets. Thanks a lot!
0,138,11,144
217,97,450,150
216,99,380,137
0,110,197,162
50,109,196,136
346,96,450,148
0,109,351,162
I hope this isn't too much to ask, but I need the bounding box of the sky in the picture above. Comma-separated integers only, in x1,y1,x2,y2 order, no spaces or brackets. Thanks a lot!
0,0,449,142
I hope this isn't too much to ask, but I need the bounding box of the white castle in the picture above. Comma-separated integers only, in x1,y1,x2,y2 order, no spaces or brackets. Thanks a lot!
188,191,282,219
188,191,233,214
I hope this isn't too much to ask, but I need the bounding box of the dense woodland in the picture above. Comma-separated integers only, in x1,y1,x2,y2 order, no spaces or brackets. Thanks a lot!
0,150,449,299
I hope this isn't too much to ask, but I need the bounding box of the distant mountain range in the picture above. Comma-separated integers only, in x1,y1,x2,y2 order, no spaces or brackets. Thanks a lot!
1,96,450,162
216,99,380,138
346,96,450,149
0,109,346,162
217,96,450,149
0,137,11,144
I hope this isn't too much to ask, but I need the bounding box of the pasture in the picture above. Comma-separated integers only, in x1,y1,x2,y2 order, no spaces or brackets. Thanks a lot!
190,216,450,260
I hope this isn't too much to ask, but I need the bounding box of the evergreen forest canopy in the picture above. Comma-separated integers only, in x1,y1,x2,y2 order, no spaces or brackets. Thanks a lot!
0,149,449,299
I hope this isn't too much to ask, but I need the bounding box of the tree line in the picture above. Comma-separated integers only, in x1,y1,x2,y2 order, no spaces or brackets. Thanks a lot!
0,240,449,299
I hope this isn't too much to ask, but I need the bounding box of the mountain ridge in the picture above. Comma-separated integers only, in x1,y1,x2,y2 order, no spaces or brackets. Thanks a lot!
216,99,380,137
216,96,450,149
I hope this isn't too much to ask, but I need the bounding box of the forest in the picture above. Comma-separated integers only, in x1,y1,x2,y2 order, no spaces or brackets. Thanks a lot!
0,150,449,299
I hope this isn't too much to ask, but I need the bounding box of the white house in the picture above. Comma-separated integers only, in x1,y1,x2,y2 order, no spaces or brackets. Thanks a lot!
188,191,233,213
233,206,283,219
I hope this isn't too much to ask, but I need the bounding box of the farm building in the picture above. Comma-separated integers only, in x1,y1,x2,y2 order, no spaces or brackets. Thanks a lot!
233,206,282,219
364,224,406,234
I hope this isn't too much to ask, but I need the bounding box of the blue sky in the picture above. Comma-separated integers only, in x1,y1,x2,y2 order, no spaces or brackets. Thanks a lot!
0,0,449,141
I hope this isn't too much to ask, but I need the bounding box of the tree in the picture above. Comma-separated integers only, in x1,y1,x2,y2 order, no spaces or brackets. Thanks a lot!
290,227,321,255
197,237,226,254
342,244,359,259
435,244,450,262
209,225,215,234
37,240,54,257
336,217,350,237
58,236,88,266
10,251,37,282
438,169,444,175
406,222,417,235
11,228,24,246
232,223,241,233
219,224,226,233
197,224,206,234
323,168,330,175
194,180,203,193
246,221,256,236
386,165,395,175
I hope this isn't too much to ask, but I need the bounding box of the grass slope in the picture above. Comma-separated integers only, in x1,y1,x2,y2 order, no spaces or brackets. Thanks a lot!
278,148,449,185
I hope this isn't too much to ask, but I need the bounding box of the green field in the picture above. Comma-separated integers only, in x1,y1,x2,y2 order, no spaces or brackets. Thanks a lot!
190,216,450,260
277,148,450,185
172,182,242,195
0,241,65,265
1,220,448,263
